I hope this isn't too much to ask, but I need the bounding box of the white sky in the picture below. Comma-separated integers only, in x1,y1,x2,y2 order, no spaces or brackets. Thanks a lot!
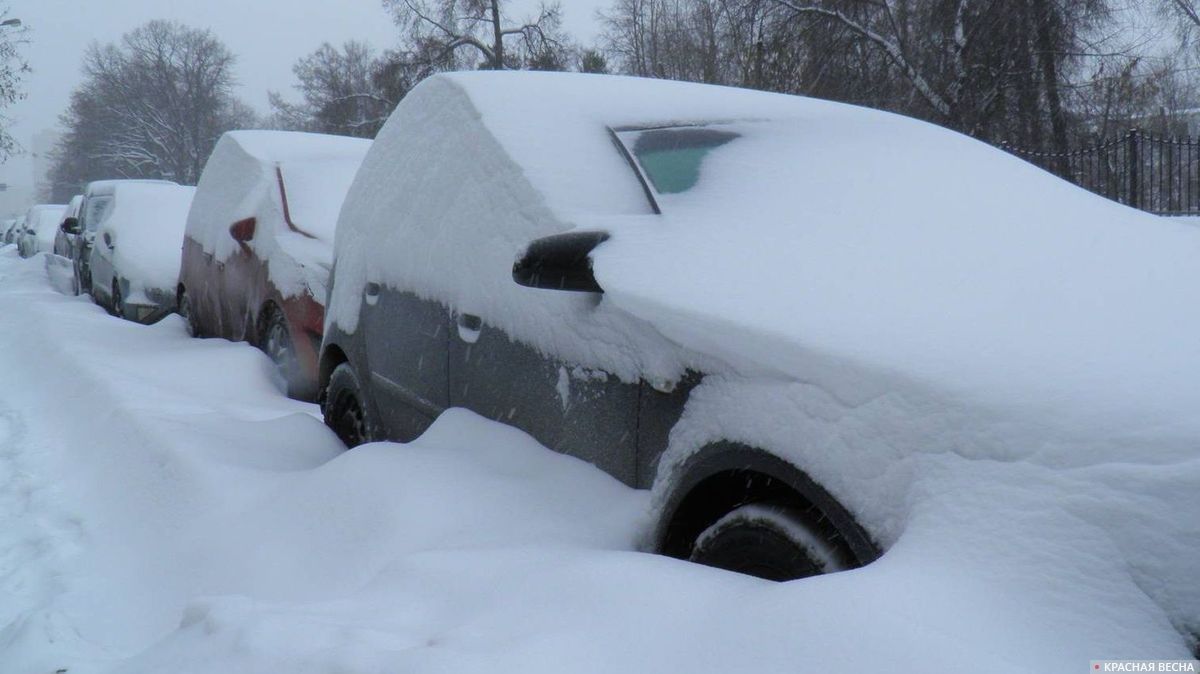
0,0,606,200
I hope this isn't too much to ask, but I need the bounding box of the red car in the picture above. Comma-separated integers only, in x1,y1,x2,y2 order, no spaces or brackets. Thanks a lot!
178,131,371,400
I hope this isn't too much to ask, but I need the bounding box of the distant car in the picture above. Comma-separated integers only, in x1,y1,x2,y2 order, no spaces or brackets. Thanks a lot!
52,194,84,258
88,182,195,323
179,130,371,400
1,218,18,244
64,179,177,294
18,204,68,258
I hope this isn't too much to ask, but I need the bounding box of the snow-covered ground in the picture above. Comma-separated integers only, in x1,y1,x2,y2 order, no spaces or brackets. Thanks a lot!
0,246,1195,673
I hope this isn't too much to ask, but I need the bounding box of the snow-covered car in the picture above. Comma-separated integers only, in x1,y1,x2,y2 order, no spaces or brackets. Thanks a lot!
88,182,195,323
322,66,1200,631
323,72,888,580
52,194,84,258
64,179,177,294
17,204,68,258
178,130,371,400
1,217,17,244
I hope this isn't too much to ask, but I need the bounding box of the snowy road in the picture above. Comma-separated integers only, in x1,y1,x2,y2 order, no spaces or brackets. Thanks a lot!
0,247,1195,673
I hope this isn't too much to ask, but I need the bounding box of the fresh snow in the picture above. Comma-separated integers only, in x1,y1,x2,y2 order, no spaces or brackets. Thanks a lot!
1,198,1196,670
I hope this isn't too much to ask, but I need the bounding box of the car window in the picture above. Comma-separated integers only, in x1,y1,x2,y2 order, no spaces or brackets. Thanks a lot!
615,125,739,197
81,196,114,231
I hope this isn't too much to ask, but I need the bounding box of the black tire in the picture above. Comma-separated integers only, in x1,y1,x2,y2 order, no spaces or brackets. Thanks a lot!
324,362,371,448
260,307,306,399
177,288,201,337
689,502,857,582
110,279,124,318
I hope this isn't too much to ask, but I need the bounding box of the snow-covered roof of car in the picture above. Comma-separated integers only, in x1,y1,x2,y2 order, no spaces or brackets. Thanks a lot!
85,179,178,197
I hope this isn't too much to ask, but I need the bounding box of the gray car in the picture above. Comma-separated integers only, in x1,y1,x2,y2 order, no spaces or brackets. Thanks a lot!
319,73,880,582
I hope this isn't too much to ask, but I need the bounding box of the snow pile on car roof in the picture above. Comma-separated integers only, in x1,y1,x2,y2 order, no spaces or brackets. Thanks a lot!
100,183,195,295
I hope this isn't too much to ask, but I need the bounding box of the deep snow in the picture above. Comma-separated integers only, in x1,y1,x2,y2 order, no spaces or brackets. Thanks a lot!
340,70,1197,641
0,241,1196,671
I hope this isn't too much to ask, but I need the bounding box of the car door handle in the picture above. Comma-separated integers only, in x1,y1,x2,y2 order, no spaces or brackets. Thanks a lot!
364,282,381,306
456,312,482,343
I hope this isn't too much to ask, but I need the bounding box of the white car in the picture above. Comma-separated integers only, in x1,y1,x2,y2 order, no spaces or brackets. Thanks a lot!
17,204,67,258
88,182,195,323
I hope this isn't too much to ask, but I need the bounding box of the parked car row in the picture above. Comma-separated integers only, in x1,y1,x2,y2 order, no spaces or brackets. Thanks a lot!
0,74,892,583
10,71,1162,589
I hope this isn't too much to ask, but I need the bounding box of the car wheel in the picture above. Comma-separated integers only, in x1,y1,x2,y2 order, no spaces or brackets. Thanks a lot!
688,502,857,581
178,289,201,337
110,280,124,318
261,308,299,397
324,362,371,448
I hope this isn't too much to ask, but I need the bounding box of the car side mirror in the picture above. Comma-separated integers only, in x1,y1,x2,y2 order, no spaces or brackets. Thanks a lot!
513,231,610,293
60,217,80,235
102,231,115,248
229,217,257,243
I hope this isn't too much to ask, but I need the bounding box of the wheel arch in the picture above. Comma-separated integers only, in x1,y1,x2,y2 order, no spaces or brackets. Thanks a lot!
654,441,881,569
318,341,350,403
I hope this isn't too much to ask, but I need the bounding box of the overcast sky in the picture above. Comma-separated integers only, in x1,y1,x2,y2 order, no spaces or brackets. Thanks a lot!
0,0,606,198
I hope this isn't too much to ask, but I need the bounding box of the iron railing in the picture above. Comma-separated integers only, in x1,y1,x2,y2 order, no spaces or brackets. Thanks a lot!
1001,129,1200,216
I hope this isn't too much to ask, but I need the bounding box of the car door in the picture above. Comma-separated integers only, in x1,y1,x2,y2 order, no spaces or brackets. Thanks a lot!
361,285,451,443
448,311,641,486
89,229,117,302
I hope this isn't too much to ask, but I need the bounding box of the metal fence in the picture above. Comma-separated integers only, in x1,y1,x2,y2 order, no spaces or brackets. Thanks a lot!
1001,129,1200,216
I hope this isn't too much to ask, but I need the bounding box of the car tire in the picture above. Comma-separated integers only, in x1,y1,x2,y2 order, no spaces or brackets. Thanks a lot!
324,362,371,448
688,502,857,581
178,289,201,337
110,280,124,319
261,308,301,399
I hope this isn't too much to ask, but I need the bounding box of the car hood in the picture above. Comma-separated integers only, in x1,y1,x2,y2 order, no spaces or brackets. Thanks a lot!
589,113,1200,444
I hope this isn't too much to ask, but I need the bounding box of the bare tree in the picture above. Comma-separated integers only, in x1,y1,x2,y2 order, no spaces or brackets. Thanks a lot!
0,5,28,161
51,21,252,187
269,41,397,138
382,0,568,71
